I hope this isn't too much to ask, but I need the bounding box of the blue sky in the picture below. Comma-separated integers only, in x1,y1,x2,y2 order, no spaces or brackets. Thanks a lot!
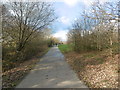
52,1,85,41
53,2,83,30
51,0,118,41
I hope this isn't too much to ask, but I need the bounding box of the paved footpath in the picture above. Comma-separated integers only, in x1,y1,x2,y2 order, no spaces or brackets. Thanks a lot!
16,47,88,88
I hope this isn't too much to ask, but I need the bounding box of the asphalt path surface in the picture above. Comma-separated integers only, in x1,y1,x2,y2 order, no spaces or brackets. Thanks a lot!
16,47,88,88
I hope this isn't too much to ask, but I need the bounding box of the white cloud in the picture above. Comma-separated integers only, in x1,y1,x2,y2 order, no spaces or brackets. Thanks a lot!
61,0,93,7
74,18,77,20
63,0,78,6
83,0,93,7
99,0,109,4
58,16,70,25
52,30,68,41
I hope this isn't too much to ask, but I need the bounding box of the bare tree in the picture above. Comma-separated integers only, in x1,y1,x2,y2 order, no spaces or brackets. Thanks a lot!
3,2,56,52
67,1,118,52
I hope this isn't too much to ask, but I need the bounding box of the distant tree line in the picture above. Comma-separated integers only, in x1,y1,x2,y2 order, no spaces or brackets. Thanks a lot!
48,37,63,47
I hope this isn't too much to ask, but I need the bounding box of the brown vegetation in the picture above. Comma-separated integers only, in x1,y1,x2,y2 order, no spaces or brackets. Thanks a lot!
64,1,119,88
2,2,56,72
64,51,119,88
2,49,49,88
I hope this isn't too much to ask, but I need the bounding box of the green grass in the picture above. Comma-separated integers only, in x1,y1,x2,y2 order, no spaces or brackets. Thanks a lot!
83,53,96,58
112,43,119,55
58,44,73,53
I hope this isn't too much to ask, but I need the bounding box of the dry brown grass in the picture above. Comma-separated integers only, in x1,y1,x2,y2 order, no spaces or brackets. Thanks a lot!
65,51,119,88
2,49,49,88
2,59,38,88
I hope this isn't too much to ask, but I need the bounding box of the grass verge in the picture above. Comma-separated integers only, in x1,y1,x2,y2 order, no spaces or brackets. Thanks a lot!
58,44,73,53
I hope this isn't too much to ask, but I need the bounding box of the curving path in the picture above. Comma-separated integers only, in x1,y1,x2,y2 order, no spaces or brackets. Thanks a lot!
16,47,88,88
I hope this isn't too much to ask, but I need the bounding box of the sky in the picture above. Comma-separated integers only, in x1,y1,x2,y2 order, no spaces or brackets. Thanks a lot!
51,0,118,41
52,0,88,41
